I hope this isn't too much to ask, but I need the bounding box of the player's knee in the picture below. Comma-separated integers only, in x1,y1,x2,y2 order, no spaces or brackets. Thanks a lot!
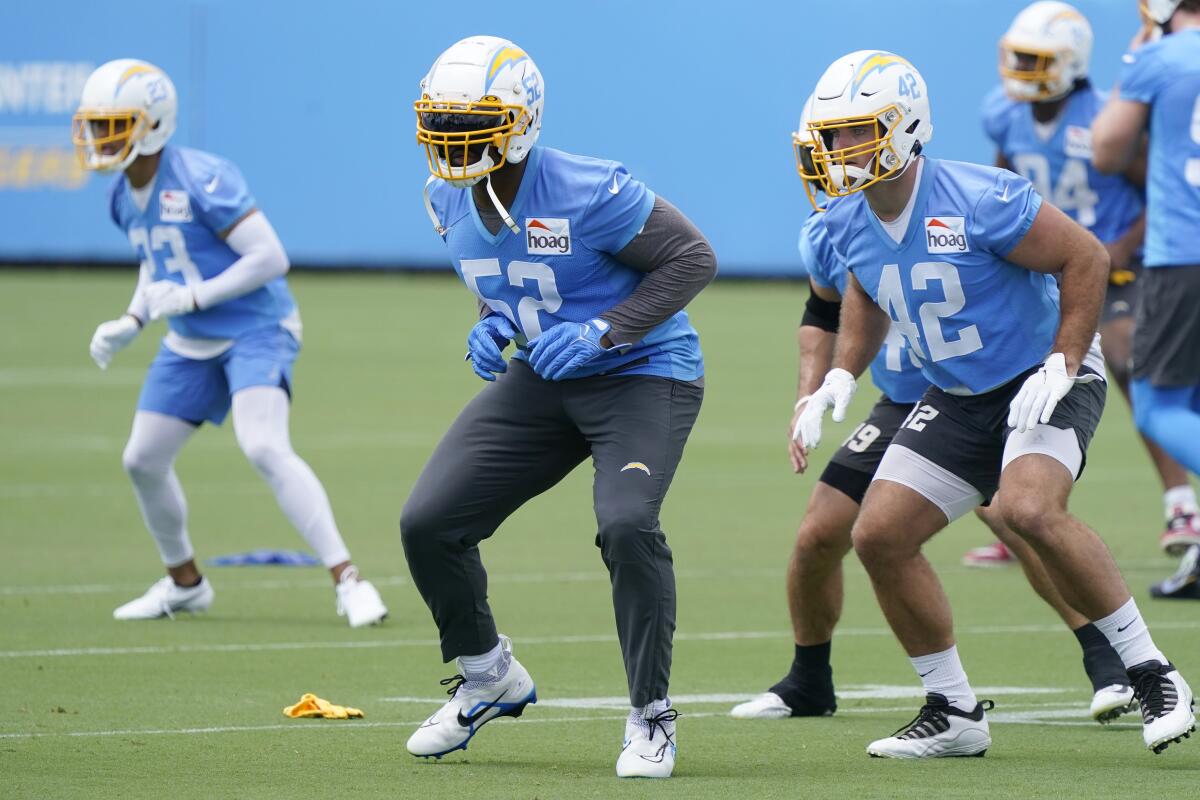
793,518,849,568
595,506,656,562
399,500,443,558
238,436,288,476
998,494,1056,541
122,441,163,481
850,517,900,567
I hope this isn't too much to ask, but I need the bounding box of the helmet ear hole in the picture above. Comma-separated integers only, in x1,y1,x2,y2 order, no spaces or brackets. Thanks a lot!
905,119,919,135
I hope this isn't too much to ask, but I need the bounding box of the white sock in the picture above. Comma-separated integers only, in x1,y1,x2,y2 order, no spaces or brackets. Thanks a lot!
1093,597,1168,669
631,697,671,720
459,641,505,680
123,412,197,566
1164,485,1199,520
910,646,977,711
232,387,351,568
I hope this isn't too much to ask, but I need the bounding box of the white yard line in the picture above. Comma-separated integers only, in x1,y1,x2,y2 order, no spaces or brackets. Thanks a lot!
0,696,1134,741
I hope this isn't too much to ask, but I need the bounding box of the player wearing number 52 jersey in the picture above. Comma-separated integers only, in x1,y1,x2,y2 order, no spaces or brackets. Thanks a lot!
795,50,1193,758
400,37,714,779
1094,0,1200,593
73,59,387,628
978,1,1197,565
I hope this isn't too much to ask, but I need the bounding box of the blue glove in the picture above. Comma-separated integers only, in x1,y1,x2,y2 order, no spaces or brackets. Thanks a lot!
466,314,517,381
528,318,615,381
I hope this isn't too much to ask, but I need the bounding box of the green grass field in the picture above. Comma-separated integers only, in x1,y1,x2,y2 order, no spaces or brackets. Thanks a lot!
2,269,1198,799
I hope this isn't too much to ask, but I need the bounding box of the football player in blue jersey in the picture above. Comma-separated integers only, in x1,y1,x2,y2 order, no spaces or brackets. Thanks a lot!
795,50,1193,757
73,60,387,627
732,100,1134,725
1094,0,1200,597
964,0,1199,569
399,36,715,778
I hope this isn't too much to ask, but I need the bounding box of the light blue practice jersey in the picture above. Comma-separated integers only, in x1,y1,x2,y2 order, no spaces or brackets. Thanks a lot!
427,146,703,381
981,84,1143,245
824,158,1060,394
1118,29,1200,267
109,145,295,339
798,211,928,403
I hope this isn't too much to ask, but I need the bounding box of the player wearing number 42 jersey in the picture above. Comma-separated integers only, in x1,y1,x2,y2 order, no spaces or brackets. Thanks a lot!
731,96,1135,726
400,36,714,779
73,59,387,627
971,0,1198,568
795,49,1193,758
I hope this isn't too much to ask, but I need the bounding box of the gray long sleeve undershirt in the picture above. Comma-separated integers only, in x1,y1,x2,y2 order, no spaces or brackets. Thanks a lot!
475,196,717,343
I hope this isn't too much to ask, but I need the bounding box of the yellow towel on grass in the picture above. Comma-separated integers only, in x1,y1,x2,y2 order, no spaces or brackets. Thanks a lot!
283,693,364,719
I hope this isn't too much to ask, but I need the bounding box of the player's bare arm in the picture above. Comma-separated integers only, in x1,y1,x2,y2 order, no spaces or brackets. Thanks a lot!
1006,202,1108,375
831,273,891,379
790,279,841,473
1092,98,1149,174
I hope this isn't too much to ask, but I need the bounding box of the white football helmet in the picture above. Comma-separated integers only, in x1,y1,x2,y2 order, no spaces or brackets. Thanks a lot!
72,59,177,172
791,93,825,211
806,51,932,198
1000,2,1093,102
1142,0,1185,25
415,35,544,188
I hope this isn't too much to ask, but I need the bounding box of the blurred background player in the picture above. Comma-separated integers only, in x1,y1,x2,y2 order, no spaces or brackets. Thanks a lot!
962,0,1197,570
73,59,387,627
1094,0,1200,597
400,36,715,778
730,96,1133,726
796,49,1193,757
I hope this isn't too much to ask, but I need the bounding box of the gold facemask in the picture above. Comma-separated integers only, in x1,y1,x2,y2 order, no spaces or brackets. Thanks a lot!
806,108,904,198
791,132,826,212
414,95,531,182
71,109,147,170
998,40,1066,101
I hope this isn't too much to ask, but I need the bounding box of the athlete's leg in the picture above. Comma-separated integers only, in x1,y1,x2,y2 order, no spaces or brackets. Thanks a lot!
401,361,589,662
1132,381,1200,475
788,482,858,646
1102,316,1191,492
122,410,200,583
231,385,354,574
570,376,702,710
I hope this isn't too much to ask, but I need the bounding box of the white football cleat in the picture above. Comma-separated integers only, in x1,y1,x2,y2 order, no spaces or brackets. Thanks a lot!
406,636,536,759
1130,661,1195,754
730,692,792,719
866,694,992,759
616,707,677,778
335,574,387,628
1091,683,1137,724
112,576,214,620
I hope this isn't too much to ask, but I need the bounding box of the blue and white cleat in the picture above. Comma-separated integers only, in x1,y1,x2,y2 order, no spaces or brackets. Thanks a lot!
406,636,536,759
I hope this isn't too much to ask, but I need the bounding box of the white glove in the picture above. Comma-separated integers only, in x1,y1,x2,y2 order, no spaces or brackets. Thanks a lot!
144,280,198,321
89,315,141,370
1007,353,1100,433
792,368,857,450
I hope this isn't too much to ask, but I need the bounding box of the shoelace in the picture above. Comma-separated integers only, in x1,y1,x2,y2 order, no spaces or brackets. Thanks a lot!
440,674,466,698
644,708,679,743
893,702,952,740
1134,667,1176,723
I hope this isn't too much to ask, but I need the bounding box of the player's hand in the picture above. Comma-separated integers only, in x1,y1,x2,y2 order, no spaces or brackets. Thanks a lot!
466,314,517,381
89,314,141,370
792,369,856,451
528,318,614,381
1007,353,1100,433
788,396,811,474
144,280,198,320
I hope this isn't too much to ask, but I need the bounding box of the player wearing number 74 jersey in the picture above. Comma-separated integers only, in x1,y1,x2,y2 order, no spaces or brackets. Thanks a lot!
795,49,1193,757
400,37,714,778
73,59,387,627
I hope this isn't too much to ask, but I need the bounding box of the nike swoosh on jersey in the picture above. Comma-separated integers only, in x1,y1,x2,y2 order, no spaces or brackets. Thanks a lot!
204,175,220,193
997,184,1011,203
608,175,620,194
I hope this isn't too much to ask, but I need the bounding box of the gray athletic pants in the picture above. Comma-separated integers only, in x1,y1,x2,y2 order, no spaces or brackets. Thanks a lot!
400,359,703,707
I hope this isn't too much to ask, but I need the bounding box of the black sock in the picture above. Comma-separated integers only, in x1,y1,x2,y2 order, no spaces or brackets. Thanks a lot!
1074,623,1128,690
791,641,832,678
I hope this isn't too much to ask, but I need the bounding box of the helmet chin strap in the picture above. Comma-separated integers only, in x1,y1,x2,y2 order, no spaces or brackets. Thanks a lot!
484,173,521,234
